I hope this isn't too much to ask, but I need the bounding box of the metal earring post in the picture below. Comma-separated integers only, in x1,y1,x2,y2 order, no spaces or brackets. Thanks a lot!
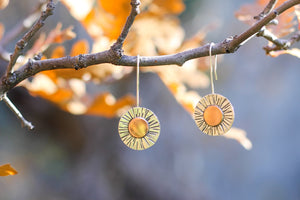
118,54,160,150
136,55,140,107
194,43,235,136
209,43,218,94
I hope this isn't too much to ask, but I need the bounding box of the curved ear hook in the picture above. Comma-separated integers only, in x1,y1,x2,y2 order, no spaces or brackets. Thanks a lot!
209,43,218,94
136,55,140,107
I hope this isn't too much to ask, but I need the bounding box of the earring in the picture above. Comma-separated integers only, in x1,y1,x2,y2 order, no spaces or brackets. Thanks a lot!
118,55,160,150
194,43,235,136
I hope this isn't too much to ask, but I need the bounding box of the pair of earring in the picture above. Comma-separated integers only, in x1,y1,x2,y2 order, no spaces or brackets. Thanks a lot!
118,43,234,150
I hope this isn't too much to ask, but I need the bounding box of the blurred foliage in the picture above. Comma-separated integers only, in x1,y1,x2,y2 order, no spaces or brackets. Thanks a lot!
0,164,17,176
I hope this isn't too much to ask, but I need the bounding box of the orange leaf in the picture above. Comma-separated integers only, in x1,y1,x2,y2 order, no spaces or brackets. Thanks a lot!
0,23,4,40
0,164,18,176
86,93,135,118
82,7,105,39
295,5,300,29
0,0,9,10
70,39,89,56
126,15,184,55
98,0,130,15
31,88,74,105
151,0,185,15
269,48,300,58
97,0,131,39
51,46,66,59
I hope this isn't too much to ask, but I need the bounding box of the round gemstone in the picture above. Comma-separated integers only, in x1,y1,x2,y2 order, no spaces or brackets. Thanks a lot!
128,117,149,138
203,105,223,126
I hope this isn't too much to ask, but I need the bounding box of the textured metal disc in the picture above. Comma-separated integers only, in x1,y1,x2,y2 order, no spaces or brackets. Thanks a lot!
118,107,160,150
194,94,234,136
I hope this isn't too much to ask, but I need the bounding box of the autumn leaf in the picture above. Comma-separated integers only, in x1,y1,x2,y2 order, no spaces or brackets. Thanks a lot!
269,48,300,58
0,0,9,10
125,15,184,55
23,73,136,117
99,0,130,15
86,93,135,118
223,128,253,150
150,0,185,15
295,5,300,29
96,0,131,39
0,164,18,176
51,46,66,59
0,23,4,40
70,39,90,56
61,0,94,20
81,7,104,39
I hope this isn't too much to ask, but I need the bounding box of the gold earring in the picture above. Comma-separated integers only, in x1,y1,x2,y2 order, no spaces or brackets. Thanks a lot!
118,55,160,150
194,43,235,136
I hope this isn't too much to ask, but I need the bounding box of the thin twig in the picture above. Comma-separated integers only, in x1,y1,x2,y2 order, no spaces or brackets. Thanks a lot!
0,1,45,47
253,0,300,54
257,27,287,47
1,93,34,130
5,0,55,76
228,0,300,52
254,0,278,20
110,0,140,58
263,31,300,53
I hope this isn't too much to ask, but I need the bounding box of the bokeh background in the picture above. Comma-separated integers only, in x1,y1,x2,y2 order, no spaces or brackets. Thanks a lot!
0,0,300,199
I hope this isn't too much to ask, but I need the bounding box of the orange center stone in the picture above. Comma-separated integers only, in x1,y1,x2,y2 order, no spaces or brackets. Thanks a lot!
128,117,149,138
203,105,223,126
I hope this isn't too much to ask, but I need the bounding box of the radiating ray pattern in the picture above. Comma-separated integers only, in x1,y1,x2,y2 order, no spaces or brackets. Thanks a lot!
194,94,234,136
118,107,160,150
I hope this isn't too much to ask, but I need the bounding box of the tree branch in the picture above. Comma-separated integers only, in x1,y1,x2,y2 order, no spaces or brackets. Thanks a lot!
254,0,278,20
257,27,285,47
1,93,34,130
228,0,300,52
0,2,48,62
110,0,140,58
0,0,299,129
0,1,45,47
0,0,300,96
0,0,299,95
263,31,300,53
253,0,300,54
5,0,55,76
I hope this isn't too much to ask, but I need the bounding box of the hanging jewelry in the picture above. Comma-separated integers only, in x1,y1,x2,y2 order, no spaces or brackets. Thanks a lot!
194,43,235,136
118,55,160,150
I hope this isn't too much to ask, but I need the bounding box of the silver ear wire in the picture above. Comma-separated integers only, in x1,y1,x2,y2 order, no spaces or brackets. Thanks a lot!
118,54,160,150
209,43,218,94
136,55,140,107
193,43,234,136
